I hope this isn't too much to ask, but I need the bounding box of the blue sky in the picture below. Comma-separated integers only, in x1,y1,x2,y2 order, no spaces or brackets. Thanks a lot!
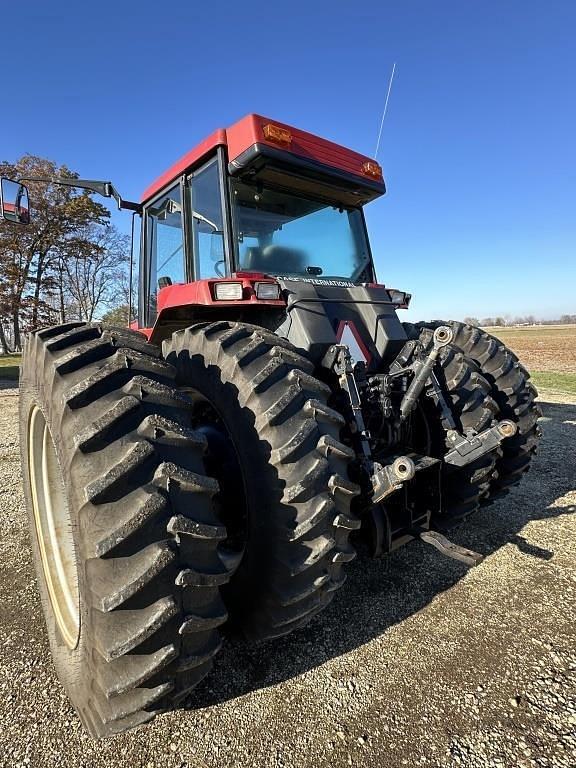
2,1,574,321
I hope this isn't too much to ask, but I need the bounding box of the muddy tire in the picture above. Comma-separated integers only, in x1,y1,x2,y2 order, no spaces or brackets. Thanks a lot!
401,325,500,524
20,323,230,738
412,321,542,500
163,321,360,642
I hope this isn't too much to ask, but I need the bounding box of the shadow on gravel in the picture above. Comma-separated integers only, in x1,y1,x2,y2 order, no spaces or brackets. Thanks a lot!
181,400,576,710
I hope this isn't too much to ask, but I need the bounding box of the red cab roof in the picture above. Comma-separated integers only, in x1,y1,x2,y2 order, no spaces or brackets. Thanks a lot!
141,113,382,203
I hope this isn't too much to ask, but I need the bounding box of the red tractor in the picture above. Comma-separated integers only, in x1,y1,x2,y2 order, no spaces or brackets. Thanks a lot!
0,115,541,737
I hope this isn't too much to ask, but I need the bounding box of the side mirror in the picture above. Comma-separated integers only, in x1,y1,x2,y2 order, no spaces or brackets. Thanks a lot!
0,177,30,224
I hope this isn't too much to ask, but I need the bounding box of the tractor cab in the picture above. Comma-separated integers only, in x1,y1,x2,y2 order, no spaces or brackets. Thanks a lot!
138,114,388,335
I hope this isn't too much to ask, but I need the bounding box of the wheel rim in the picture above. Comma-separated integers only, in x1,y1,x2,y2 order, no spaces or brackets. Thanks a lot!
28,405,80,649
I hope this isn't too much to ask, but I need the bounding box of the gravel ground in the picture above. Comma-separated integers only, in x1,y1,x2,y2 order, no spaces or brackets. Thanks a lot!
0,383,574,768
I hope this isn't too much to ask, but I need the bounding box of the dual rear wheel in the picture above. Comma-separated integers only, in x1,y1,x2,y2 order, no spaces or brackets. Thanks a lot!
163,321,360,642
21,319,539,737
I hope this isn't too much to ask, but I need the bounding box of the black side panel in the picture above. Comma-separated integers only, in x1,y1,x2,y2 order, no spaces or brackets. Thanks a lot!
275,279,408,369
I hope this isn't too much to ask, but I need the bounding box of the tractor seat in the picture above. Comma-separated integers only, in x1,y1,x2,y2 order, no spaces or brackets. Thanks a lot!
261,245,306,275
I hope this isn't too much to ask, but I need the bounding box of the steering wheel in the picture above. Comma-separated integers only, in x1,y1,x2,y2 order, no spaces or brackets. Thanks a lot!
214,260,226,278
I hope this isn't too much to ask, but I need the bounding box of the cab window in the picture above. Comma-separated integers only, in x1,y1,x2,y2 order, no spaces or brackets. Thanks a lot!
145,183,184,322
188,159,226,279
231,178,371,282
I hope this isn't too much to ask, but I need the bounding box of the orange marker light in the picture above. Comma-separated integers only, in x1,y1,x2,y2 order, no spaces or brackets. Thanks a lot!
361,160,383,180
263,123,292,145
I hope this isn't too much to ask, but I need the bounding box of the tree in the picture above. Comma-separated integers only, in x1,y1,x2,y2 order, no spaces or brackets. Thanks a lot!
494,317,505,326
0,278,13,353
481,317,495,327
0,155,109,348
464,316,480,326
60,224,130,322
100,305,130,326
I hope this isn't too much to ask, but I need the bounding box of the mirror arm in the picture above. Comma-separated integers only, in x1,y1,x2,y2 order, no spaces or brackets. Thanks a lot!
17,177,143,213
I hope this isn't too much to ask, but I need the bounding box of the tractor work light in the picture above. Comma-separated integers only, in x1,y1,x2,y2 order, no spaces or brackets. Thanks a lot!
255,282,280,300
262,123,292,145
214,282,243,301
387,289,412,308
361,160,383,180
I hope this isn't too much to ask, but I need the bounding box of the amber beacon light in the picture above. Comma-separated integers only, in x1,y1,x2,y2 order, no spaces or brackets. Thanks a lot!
361,160,383,180
262,123,292,145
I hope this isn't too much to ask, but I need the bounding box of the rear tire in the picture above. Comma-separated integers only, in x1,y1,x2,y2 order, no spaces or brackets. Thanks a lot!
411,321,542,500
163,321,360,642
20,323,229,738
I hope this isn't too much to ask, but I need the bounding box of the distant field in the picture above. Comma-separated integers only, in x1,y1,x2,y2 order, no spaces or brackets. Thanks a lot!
529,371,576,396
0,354,21,380
484,324,576,395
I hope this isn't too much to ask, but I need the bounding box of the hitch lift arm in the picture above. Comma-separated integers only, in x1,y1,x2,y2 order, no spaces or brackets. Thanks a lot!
322,344,415,503
444,420,517,466
398,325,454,420
394,326,517,468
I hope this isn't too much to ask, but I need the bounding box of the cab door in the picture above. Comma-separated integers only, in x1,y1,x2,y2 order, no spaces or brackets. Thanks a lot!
139,149,232,328
140,181,185,327
186,153,229,280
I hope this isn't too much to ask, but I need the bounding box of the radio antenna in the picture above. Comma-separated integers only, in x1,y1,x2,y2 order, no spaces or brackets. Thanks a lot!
374,62,396,159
